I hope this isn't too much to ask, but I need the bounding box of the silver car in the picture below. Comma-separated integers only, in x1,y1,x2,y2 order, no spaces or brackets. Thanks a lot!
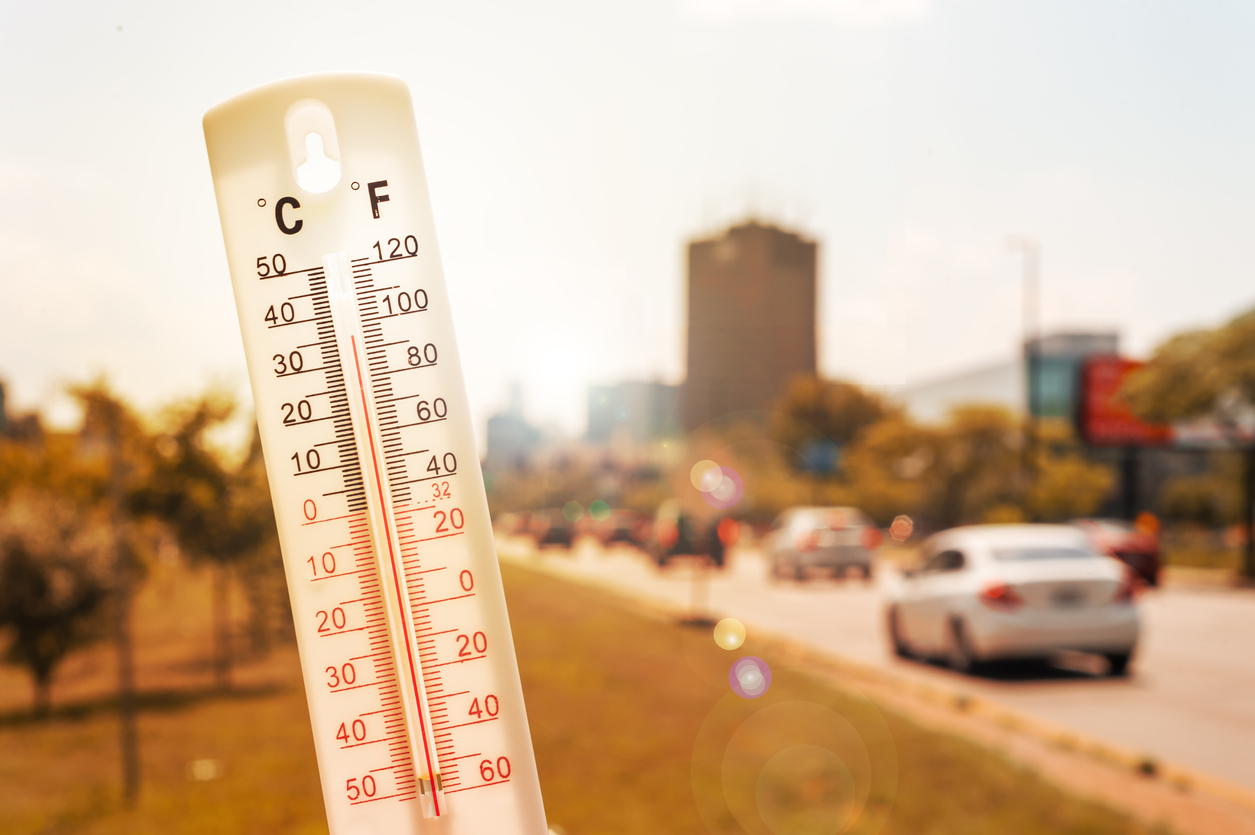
765,506,878,580
885,524,1140,675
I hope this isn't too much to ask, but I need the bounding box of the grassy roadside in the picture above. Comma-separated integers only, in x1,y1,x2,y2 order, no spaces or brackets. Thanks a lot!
0,560,1168,834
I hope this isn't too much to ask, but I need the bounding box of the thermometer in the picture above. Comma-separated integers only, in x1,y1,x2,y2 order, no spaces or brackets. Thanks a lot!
203,73,548,834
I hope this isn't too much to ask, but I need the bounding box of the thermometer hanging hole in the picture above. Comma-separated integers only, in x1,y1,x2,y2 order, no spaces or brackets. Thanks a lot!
285,98,342,194
297,132,341,193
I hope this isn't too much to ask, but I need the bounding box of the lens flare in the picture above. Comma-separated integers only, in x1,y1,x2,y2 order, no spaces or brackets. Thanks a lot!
889,515,913,542
703,467,743,509
714,618,747,650
757,744,858,835
690,459,722,491
691,680,899,835
729,656,771,699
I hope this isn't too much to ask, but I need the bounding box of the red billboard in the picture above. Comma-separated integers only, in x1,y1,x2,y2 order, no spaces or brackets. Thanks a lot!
1079,356,1173,447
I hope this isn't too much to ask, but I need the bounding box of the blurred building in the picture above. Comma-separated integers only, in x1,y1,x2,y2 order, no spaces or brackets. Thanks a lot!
891,360,1021,424
682,221,817,429
894,331,1118,424
892,332,1211,519
1027,332,1119,421
483,385,540,471
586,381,680,444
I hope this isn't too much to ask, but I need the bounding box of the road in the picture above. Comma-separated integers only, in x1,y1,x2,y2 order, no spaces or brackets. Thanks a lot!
501,537,1255,794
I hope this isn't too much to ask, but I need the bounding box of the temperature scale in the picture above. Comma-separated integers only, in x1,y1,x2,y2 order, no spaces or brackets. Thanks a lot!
203,73,548,834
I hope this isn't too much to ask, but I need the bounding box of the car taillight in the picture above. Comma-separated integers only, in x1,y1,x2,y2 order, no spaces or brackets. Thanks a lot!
1113,567,1143,604
861,527,883,550
796,531,818,553
717,517,740,547
658,521,678,548
979,581,1023,612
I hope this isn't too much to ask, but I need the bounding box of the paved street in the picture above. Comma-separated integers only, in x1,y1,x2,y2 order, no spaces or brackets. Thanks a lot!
501,538,1255,793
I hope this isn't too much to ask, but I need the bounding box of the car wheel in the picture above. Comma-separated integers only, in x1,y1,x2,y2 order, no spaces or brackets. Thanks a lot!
1105,651,1132,677
888,607,912,659
946,619,979,674
859,563,874,581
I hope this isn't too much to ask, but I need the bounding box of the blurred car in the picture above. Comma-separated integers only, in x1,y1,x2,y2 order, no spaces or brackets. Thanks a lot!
494,511,534,537
530,510,575,549
764,506,881,580
645,500,730,568
885,524,1140,675
1069,517,1160,587
595,509,648,547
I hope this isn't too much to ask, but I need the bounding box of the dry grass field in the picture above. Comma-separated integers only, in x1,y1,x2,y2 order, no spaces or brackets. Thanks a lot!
0,556,1170,834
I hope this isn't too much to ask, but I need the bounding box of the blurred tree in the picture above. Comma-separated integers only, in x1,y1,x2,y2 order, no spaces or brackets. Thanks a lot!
1025,421,1116,522
1158,471,1240,527
1122,310,1255,577
232,426,284,658
924,407,1022,528
74,381,154,807
842,407,1025,529
140,395,265,689
841,416,933,526
0,491,111,714
771,377,893,473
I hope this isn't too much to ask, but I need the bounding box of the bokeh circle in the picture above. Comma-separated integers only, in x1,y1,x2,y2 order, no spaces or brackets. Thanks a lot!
730,656,772,698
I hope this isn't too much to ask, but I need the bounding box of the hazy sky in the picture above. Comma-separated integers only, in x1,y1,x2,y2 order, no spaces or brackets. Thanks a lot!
3,0,1255,438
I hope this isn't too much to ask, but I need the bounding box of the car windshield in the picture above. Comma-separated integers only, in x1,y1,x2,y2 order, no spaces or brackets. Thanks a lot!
992,546,1097,561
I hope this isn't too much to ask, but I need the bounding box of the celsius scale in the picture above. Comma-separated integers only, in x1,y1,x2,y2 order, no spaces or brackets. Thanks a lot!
203,73,548,834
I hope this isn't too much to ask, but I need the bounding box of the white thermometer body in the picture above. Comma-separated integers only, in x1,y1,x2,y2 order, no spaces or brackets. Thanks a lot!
203,73,547,835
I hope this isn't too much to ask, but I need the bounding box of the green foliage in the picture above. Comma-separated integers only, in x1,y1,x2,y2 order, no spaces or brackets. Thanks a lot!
841,416,932,526
1026,422,1115,522
0,492,112,713
0,381,153,714
1122,309,1255,431
1157,456,1242,526
138,397,280,685
1027,455,1113,522
1121,306,1255,577
771,376,894,464
139,395,241,567
839,407,1023,528
924,407,1022,528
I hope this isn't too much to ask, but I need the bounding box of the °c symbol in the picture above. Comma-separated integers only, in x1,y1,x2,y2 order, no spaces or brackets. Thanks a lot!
351,182,360,190
257,198,267,207
275,196,303,235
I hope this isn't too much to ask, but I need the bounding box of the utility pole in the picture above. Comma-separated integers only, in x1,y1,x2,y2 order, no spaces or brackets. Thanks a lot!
1007,237,1041,503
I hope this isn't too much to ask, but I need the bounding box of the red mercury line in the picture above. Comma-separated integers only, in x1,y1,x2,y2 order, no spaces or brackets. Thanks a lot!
351,335,442,817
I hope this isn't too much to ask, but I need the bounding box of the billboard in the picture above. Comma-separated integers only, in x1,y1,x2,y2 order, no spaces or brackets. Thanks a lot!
1077,356,1173,447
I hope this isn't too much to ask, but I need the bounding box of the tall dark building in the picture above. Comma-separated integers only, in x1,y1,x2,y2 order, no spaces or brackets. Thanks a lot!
682,221,817,428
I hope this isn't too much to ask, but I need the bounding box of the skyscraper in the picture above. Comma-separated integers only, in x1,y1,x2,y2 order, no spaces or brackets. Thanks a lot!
682,221,817,429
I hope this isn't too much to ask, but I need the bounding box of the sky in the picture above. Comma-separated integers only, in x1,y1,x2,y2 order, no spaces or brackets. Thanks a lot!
3,0,1255,440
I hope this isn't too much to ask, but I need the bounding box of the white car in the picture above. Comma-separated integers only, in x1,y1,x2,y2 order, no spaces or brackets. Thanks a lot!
885,524,1140,675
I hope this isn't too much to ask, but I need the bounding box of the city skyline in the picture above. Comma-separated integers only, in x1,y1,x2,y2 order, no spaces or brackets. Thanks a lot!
4,1,1255,438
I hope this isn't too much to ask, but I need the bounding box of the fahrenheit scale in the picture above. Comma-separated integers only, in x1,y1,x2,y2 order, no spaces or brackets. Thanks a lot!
203,74,548,834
